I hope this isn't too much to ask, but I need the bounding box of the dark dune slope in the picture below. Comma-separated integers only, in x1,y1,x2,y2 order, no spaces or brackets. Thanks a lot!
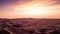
0,18,60,34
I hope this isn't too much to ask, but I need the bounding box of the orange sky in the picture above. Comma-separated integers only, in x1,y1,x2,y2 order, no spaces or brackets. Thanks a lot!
0,0,60,19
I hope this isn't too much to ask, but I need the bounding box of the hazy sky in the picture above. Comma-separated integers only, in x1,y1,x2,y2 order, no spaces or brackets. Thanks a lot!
0,0,60,19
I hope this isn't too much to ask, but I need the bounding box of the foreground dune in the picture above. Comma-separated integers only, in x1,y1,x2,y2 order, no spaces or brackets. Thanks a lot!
0,18,60,34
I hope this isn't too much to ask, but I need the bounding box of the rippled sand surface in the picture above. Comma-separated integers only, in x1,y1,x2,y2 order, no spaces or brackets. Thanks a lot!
0,18,60,34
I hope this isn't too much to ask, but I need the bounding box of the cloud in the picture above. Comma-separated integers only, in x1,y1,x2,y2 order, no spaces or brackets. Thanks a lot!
53,0,60,4
0,0,32,6
49,0,60,5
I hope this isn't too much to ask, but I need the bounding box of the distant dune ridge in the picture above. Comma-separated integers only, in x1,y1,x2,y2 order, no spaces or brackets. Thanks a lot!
0,18,60,34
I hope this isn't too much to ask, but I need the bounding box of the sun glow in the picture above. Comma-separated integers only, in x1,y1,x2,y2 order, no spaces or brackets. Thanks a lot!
15,5,50,16
14,0,57,17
